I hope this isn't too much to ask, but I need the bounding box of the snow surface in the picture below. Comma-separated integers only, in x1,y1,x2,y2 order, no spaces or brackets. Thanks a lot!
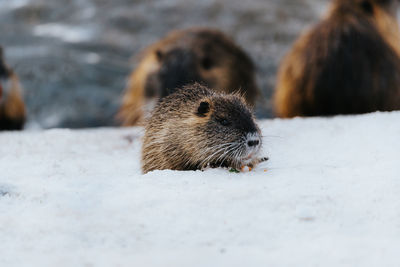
1,112,399,267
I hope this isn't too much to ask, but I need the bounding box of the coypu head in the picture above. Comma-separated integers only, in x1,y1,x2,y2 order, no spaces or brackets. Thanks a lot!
143,28,256,101
191,91,262,169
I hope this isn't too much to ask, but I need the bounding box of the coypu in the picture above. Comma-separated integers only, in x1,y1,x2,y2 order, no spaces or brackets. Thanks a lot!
141,83,267,173
118,28,259,126
0,46,26,130
274,0,400,117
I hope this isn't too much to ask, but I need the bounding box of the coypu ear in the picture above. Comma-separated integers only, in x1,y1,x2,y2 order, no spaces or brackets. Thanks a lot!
196,101,210,117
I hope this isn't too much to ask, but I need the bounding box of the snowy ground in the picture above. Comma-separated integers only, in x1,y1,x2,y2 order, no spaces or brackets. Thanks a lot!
1,112,400,267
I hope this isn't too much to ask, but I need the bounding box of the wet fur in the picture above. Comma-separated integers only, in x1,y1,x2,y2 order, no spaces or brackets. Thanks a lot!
274,0,400,117
118,28,259,126
142,83,263,173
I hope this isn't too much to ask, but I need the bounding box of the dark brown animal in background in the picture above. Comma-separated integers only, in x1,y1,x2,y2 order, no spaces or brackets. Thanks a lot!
274,0,400,117
118,28,259,126
0,46,26,130
142,83,266,174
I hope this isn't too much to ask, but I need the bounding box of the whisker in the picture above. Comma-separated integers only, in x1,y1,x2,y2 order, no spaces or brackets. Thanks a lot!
219,144,241,168
199,144,237,169
260,135,283,139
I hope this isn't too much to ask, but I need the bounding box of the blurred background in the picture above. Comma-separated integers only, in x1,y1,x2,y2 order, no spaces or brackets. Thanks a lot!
0,0,329,129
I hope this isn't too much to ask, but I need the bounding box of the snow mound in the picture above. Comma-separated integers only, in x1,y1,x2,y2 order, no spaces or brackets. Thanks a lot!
1,112,399,267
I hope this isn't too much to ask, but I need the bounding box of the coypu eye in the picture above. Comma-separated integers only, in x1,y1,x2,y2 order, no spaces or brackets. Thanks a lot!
201,57,214,70
155,50,163,61
360,0,374,14
217,117,230,126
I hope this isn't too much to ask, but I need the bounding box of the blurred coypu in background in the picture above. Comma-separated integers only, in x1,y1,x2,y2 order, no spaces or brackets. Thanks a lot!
118,28,259,126
0,47,26,130
274,0,400,117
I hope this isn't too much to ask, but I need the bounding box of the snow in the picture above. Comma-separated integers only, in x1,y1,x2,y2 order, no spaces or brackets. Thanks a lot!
1,112,399,267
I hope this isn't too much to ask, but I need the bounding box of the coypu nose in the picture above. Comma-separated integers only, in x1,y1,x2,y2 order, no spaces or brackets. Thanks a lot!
247,140,259,147
245,133,261,149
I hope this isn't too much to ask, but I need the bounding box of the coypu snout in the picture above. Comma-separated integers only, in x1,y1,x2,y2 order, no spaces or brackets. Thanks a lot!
244,133,262,160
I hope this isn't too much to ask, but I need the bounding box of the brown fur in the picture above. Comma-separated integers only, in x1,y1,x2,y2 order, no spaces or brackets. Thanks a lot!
118,28,259,126
274,0,400,117
141,83,265,174
0,47,26,130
